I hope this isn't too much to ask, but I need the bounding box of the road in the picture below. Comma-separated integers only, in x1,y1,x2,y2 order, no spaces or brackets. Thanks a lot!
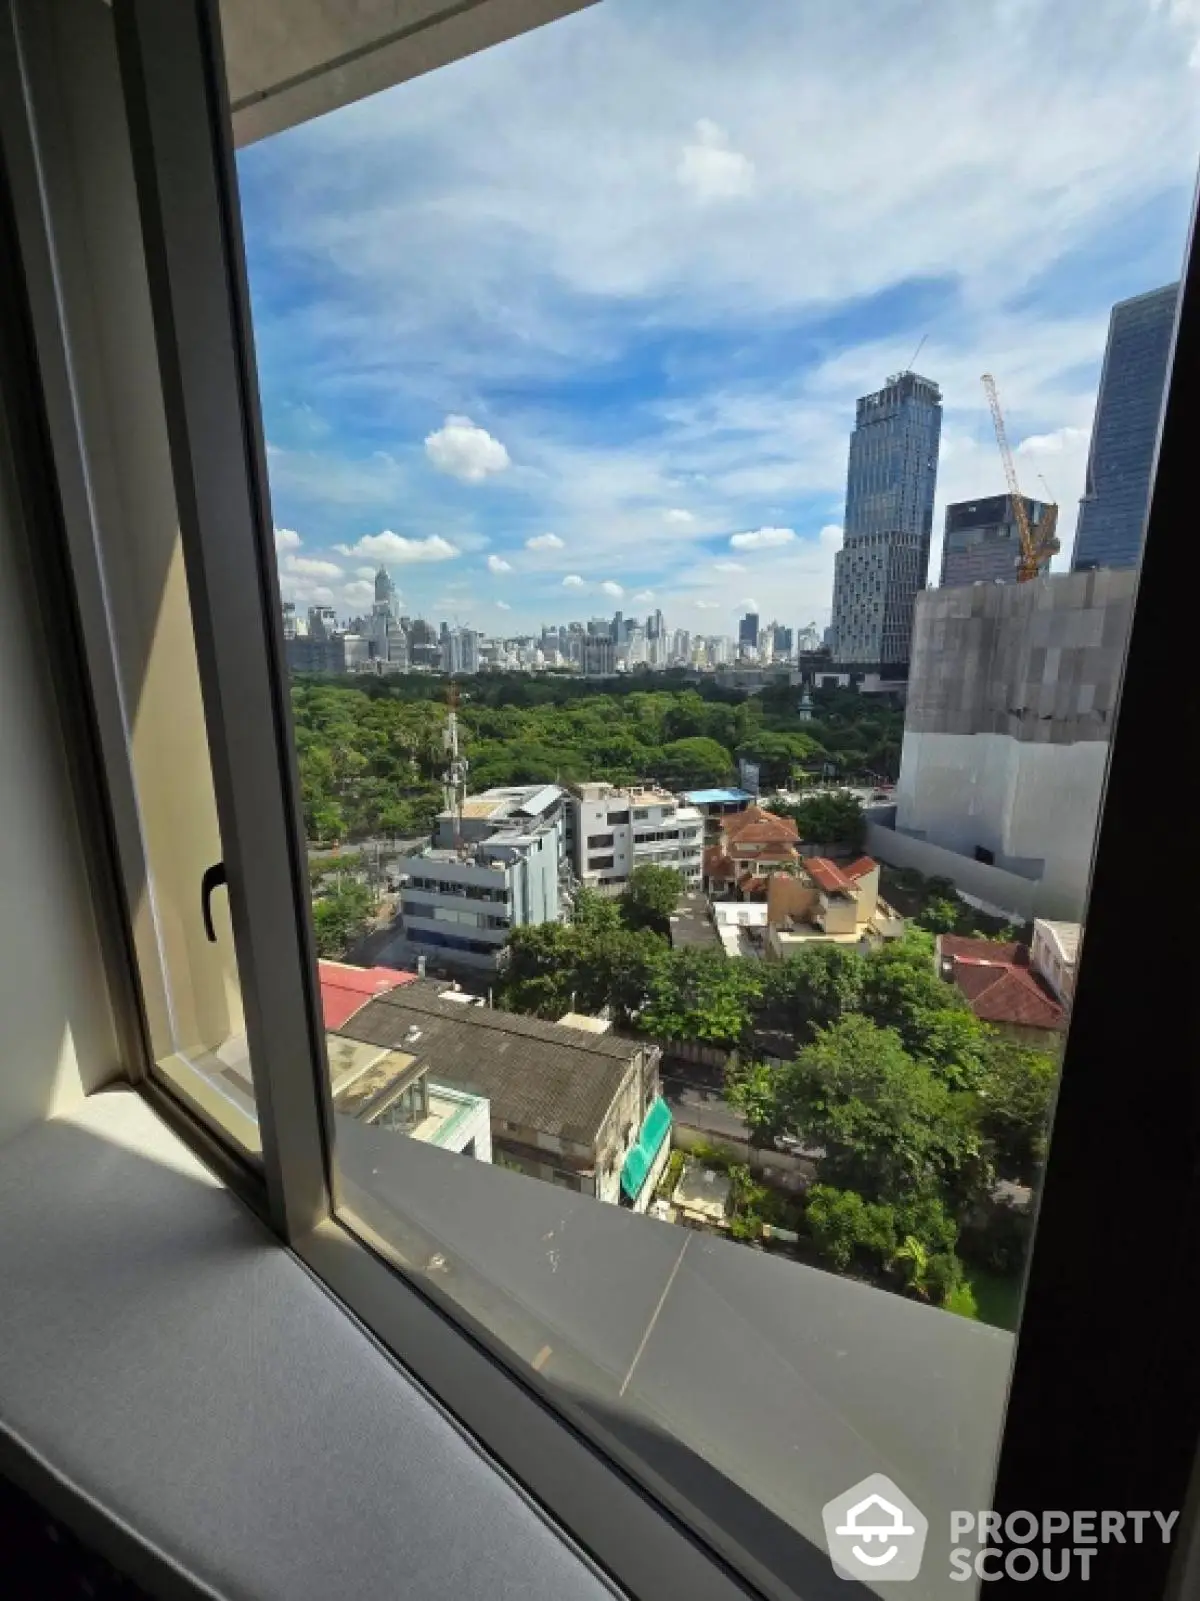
661,1073,749,1142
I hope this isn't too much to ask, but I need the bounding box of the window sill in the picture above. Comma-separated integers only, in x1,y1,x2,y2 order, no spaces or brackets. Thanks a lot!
0,1089,617,1601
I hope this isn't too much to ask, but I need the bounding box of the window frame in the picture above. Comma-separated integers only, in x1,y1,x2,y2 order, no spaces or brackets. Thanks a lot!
5,0,1200,1595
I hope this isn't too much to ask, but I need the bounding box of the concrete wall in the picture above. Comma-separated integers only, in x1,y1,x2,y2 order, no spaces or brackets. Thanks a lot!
893,570,1133,923
893,733,1107,920
865,821,1092,924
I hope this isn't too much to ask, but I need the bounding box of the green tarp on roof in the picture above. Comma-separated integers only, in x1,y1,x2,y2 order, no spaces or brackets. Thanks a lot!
620,1096,673,1201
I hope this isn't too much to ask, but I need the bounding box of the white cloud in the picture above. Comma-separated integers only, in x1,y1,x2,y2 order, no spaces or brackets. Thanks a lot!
694,599,720,610
424,414,511,481
355,564,380,579
274,527,302,551
600,579,624,597
495,599,512,610
525,531,565,549
336,531,459,562
562,574,586,588
632,589,654,602
730,525,797,550
487,553,513,573
342,580,375,605
677,119,755,203
742,596,761,611
664,508,695,526
282,555,343,579
1016,425,1089,458
712,560,745,572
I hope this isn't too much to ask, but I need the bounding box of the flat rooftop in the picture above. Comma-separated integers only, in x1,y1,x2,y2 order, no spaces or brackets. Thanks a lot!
681,788,754,805
339,983,645,1145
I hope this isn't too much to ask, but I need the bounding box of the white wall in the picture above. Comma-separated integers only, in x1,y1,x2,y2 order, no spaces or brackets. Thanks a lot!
894,730,1108,921
0,420,118,1145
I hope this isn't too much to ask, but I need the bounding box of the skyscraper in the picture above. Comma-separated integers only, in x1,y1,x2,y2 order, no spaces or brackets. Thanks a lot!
738,612,759,652
941,495,1049,588
830,370,942,668
1072,283,1178,572
374,564,396,608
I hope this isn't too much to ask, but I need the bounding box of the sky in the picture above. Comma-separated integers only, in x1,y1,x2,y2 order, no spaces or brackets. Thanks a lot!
237,0,1200,637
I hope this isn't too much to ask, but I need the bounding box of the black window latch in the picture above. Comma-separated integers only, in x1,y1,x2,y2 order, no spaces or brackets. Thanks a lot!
201,861,228,943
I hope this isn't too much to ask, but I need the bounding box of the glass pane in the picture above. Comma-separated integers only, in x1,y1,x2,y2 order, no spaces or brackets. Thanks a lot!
232,0,1193,1591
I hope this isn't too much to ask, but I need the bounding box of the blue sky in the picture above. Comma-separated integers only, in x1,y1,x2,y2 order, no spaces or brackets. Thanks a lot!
237,0,1199,635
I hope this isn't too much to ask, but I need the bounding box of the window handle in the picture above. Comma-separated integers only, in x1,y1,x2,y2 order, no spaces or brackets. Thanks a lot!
201,861,228,943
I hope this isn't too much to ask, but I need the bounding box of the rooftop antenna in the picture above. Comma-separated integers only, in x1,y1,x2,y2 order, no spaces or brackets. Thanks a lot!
443,682,469,854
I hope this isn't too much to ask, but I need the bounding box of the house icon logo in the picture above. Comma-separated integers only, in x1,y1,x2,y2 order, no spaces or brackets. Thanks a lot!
822,1473,928,1582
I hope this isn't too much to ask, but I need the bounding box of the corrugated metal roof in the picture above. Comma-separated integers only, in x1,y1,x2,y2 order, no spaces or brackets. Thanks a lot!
338,982,643,1146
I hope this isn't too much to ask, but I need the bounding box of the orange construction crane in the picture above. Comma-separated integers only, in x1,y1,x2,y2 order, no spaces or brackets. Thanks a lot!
981,373,1060,580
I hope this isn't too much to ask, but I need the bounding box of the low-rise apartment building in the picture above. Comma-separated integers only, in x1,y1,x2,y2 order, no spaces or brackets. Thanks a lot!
569,783,703,895
400,785,569,972
765,855,905,958
337,981,670,1209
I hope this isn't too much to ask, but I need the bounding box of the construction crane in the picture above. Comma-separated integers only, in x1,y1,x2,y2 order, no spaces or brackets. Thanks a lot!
981,373,1060,581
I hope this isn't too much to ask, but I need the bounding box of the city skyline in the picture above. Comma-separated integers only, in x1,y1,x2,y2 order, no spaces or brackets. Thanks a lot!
241,0,1197,635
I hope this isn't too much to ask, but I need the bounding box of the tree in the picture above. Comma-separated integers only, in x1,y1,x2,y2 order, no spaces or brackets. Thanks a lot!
780,1015,971,1200
725,1059,791,1143
650,736,735,790
641,949,762,1049
976,1037,1057,1183
756,944,864,1044
571,886,623,935
859,933,987,1088
769,790,866,851
311,880,375,958
620,865,684,936
805,1185,897,1272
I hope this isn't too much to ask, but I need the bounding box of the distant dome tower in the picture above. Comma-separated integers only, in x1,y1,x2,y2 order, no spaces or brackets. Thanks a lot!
374,565,395,610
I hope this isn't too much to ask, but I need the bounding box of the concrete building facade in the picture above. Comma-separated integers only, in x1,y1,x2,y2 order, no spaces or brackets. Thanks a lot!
400,785,569,972
1072,283,1178,572
831,371,942,668
895,570,1136,920
940,494,1050,588
569,784,703,895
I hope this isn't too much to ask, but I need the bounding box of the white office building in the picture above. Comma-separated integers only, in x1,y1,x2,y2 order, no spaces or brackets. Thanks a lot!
569,784,703,896
400,785,569,972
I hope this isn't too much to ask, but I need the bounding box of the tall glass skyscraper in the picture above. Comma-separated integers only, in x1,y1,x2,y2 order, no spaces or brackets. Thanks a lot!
1072,283,1178,572
831,371,942,667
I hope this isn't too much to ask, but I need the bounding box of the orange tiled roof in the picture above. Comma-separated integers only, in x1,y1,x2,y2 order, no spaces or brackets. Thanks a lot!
804,857,855,895
722,805,798,844
704,846,734,879
841,856,878,882
953,962,1065,1031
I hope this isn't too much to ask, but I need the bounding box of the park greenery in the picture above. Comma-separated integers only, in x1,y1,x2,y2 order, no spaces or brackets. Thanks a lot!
290,672,904,844
500,906,1054,1316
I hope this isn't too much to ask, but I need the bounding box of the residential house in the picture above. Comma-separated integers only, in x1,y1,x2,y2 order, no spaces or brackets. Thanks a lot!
680,787,755,841
765,855,905,959
336,981,671,1210
703,804,800,900
935,935,1066,1049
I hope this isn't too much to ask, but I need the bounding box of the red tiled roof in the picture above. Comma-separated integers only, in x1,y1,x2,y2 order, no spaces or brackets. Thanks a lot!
730,844,798,864
841,856,878,882
939,935,1025,967
318,959,417,1030
952,962,1065,1031
722,805,798,844
738,874,770,897
804,857,855,895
